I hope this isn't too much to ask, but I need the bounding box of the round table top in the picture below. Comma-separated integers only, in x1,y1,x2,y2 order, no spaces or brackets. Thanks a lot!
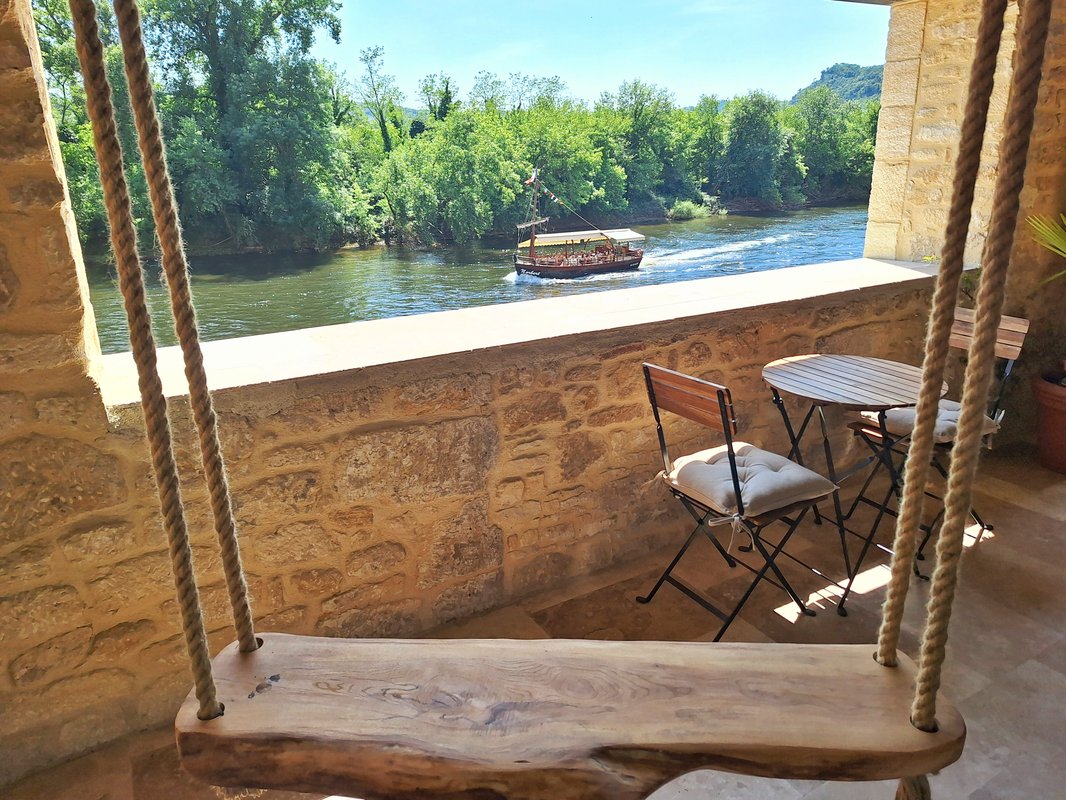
763,354,942,411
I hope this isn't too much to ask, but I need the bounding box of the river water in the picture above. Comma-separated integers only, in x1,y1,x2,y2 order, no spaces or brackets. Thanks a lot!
86,206,869,354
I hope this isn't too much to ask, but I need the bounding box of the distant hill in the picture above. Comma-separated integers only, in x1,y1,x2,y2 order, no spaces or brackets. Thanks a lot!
793,63,884,103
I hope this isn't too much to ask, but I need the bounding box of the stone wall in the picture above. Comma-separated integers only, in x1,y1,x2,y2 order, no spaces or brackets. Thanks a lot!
0,0,942,787
1,274,934,786
866,0,1066,442
865,0,1018,265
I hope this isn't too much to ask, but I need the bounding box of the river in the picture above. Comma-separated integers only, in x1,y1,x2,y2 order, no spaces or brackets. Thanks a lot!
86,205,869,354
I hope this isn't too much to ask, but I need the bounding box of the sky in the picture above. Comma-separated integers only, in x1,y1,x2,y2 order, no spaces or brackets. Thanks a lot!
312,0,891,108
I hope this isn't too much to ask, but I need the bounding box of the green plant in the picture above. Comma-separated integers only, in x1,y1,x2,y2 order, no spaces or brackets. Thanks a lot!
667,199,710,221
1027,213,1066,283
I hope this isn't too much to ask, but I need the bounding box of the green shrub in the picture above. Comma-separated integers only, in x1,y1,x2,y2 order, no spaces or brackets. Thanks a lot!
667,199,710,221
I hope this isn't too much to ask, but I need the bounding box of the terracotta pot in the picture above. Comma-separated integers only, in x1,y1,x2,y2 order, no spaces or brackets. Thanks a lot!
1032,372,1066,474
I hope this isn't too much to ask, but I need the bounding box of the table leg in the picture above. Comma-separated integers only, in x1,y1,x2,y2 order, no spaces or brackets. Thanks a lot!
837,411,907,614
815,406,853,594
770,389,823,525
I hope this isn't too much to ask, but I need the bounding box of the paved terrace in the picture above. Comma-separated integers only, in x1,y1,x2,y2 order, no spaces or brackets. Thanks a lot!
7,444,1065,800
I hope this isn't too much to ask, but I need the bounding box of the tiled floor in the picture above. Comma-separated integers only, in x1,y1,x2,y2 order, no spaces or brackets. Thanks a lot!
7,445,1065,800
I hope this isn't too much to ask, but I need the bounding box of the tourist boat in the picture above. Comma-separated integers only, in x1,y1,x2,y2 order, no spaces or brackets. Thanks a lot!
514,170,645,279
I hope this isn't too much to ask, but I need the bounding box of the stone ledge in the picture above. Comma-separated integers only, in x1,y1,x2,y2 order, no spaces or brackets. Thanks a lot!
97,258,938,408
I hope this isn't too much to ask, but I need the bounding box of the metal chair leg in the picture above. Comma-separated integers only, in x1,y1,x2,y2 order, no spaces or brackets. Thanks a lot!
636,526,703,605
748,514,816,619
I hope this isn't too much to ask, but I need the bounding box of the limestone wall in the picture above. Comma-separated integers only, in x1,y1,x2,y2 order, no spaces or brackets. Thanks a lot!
0,276,934,786
866,0,1066,441
0,0,942,787
865,0,1018,265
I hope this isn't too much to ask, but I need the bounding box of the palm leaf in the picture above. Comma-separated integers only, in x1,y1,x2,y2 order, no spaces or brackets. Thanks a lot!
1027,214,1066,283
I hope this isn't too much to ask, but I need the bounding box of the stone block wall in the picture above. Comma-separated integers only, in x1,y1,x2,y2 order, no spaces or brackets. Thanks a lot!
0,0,944,787
866,0,1066,443
865,0,1018,265
0,275,934,786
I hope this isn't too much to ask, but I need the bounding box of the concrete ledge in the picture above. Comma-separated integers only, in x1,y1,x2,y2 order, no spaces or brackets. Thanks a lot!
98,258,937,407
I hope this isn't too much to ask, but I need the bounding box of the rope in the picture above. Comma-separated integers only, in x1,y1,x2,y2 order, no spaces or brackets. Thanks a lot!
876,0,1008,669
68,0,222,720
896,775,932,800
910,0,1052,733
111,0,257,654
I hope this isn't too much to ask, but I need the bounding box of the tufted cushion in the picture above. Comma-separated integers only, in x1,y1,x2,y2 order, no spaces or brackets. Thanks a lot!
860,399,999,445
665,442,837,518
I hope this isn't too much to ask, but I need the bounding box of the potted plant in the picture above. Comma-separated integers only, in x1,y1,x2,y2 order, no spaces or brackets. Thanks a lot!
1027,213,1066,473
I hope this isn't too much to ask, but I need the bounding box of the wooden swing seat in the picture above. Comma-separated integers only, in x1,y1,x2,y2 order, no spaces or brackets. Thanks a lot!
176,633,965,800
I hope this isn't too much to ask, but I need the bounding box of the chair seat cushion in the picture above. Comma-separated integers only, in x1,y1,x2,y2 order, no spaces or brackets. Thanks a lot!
860,400,999,444
665,442,837,518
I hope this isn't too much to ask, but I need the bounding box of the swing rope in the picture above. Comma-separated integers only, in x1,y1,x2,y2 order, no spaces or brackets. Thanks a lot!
908,0,1051,733
110,0,258,656
68,0,222,720
67,0,1052,791
875,0,1008,670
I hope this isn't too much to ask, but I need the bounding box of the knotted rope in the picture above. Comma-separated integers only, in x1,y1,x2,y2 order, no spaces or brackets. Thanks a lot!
111,0,257,654
69,0,1052,786
909,0,1051,734
68,0,222,719
875,0,1008,669
874,0,1052,792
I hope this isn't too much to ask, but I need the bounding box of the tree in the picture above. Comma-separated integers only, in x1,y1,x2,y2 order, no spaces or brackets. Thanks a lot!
599,80,676,203
419,73,458,122
790,86,846,197
357,46,404,153
720,91,784,204
675,95,725,196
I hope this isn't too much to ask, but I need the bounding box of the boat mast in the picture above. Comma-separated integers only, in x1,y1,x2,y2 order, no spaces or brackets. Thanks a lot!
530,170,539,261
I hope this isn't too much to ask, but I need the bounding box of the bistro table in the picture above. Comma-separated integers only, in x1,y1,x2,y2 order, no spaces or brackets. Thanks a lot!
761,354,946,615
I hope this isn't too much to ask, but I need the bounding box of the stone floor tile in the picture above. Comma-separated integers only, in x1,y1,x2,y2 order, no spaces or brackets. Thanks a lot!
796,779,901,799
648,770,806,800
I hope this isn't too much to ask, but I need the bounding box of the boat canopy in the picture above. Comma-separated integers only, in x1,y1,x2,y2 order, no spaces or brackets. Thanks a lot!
518,228,645,248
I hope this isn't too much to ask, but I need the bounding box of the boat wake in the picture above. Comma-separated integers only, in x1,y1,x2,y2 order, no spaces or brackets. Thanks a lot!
644,233,794,269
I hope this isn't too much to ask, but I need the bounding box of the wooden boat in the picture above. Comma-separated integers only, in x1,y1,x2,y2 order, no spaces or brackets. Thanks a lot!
514,170,645,279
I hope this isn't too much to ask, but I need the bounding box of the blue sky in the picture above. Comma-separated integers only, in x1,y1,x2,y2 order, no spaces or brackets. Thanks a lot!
313,0,890,107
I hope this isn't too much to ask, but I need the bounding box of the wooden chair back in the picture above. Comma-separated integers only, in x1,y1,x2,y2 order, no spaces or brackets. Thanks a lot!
950,306,1030,421
643,363,739,478
950,306,1030,360
643,363,736,434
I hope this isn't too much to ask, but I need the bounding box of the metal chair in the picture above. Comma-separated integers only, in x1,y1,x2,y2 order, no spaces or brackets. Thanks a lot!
637,363,838,641
846,307,1030,575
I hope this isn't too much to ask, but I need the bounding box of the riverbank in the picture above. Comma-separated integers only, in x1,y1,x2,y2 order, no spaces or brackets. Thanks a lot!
85,207,870,354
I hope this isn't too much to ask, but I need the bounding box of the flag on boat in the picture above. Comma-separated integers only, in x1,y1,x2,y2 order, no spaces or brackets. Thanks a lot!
524,168,539,185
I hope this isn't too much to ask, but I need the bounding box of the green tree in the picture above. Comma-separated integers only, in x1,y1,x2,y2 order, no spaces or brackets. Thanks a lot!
598,80,676,203
790,86,845,197
675,95,725,196
720,91,784,204
419,72,458,122
357,46,404,153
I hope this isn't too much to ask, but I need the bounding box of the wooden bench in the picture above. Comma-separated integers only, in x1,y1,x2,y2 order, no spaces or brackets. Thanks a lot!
176,634,966,800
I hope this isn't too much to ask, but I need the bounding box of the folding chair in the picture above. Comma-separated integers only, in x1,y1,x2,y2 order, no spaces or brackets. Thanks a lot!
638,363,838,641
847,307,1030,569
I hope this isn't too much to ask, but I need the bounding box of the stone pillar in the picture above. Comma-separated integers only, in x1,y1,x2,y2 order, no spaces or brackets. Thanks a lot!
0,0,134,783
1001,2,1066,441
866,0,1066,444
0,0,101,380
865,0,1017,265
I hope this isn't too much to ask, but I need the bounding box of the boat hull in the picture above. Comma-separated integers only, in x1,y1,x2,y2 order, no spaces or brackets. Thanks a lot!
514,254,643,280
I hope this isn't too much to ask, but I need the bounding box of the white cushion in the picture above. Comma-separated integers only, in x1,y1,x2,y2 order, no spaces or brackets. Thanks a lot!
860,399,999,444
665,442,837,518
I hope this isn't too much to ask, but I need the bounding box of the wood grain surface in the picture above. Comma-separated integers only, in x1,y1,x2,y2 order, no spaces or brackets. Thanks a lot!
762,354,943,411
176,634,966,799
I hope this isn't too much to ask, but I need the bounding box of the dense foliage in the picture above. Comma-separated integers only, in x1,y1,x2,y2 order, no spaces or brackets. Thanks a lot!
37,1,880,254
794,63,884,102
